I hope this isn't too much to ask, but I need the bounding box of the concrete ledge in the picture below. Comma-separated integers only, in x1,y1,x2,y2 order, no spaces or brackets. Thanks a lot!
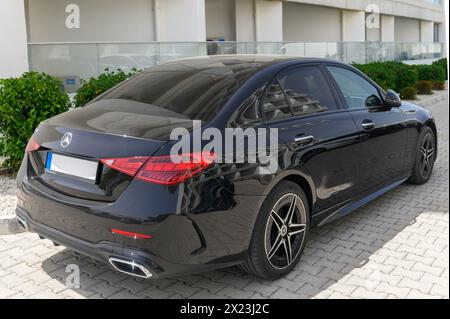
0,168,13,176
402,58,442,66
405,90,448,107
0,217,25,235
0,157,12,175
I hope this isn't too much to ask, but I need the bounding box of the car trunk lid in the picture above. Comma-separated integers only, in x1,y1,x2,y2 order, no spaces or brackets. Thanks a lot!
27,100,193,202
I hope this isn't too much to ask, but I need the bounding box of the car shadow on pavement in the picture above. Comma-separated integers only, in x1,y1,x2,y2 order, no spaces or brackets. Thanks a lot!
40,162,448,299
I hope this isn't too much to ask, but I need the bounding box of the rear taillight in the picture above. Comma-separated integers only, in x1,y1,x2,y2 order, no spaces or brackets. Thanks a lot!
100,153,215,185
25,137,40,153
137,152,215,185
100,157,149,176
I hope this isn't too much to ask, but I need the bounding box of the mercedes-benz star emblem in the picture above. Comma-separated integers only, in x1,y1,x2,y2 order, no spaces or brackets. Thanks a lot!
61,132,72,148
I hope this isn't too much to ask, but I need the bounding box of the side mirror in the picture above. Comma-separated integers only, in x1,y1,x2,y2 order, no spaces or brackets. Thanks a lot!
385,89,401,108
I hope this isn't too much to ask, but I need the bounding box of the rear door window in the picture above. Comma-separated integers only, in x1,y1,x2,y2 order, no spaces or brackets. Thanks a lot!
262,65,338,122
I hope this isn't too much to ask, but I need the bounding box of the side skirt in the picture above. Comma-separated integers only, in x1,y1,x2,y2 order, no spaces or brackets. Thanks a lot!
313,177,408,227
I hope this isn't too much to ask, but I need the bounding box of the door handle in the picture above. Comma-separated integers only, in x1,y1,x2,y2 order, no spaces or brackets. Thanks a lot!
294,135,314,145
361,120,375,130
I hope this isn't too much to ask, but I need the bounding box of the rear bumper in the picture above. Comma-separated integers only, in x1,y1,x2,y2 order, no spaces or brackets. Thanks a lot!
15,205,240,279
15,152,266,278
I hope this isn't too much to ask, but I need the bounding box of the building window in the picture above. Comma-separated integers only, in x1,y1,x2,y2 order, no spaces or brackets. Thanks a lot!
434,23,440,43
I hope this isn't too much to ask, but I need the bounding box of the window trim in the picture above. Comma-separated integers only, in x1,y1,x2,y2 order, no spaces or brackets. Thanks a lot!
227,88,265,128
259,63,343,124
259,77,292,123
323,63,387,111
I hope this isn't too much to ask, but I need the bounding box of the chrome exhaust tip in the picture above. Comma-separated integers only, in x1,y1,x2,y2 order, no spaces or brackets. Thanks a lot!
108,257,152,279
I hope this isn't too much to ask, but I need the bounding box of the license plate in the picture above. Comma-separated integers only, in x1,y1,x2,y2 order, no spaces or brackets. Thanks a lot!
45,152,99,182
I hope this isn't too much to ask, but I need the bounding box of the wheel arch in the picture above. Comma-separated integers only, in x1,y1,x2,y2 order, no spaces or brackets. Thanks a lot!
425,120,438,159
282,175,314,213
262,170,316,214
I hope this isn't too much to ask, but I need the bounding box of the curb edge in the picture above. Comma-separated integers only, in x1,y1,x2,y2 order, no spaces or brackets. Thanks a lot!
0,216,25,235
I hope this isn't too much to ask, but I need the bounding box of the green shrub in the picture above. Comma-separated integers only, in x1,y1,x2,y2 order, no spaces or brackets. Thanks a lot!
401,87,417,100
416,80,433,95
353,61,417,94
0,72,70,170
414,64,446,83
384,62,418,94
432,58,448,79
353,62,396,90
432,81,446,91
74,68,139,107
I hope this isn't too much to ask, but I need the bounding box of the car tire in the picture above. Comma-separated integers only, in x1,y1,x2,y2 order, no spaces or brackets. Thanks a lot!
408,126,436,185
240,181,310,280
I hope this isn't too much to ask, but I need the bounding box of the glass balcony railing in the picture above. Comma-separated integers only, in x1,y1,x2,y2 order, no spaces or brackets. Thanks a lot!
422,0,442,5
27,41,445,92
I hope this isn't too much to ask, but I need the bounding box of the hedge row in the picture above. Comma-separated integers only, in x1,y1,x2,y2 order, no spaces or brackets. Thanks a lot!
353,58,447,100
0,69,140,171
0,72,70,170
74,68,140,107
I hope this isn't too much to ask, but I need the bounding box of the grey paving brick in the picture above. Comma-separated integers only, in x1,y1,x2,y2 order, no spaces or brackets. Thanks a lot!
271,288,302,299
137,286,175,299
166,282,201,298
243,281,279,298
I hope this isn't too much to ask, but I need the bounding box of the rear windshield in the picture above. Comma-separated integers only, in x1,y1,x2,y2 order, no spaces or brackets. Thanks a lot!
95,59,260,122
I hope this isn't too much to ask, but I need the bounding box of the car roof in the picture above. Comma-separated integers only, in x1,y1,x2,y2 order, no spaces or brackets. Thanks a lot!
148,55,345,72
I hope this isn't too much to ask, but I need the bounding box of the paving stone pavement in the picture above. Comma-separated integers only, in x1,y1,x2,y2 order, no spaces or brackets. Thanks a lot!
0,98,448,299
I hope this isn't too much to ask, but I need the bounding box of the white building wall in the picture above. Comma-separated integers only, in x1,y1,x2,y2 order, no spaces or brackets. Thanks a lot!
0,0,447,80
0,0,28,78
342,10,366,42
26,0,156,42
235,0,255,41
255,0,283,41
381,15,395,42
158,0,206,41
286,0,444,23
366,12,381,42
283,2,342,42
205,0,236,41
420,20,434,42
395,16,421,42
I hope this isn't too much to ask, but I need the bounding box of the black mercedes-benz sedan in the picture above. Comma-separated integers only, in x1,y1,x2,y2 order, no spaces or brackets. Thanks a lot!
16,56,437,280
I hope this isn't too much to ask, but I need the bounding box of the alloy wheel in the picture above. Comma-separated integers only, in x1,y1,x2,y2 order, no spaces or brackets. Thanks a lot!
264,193,307,270
420,133,435,179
